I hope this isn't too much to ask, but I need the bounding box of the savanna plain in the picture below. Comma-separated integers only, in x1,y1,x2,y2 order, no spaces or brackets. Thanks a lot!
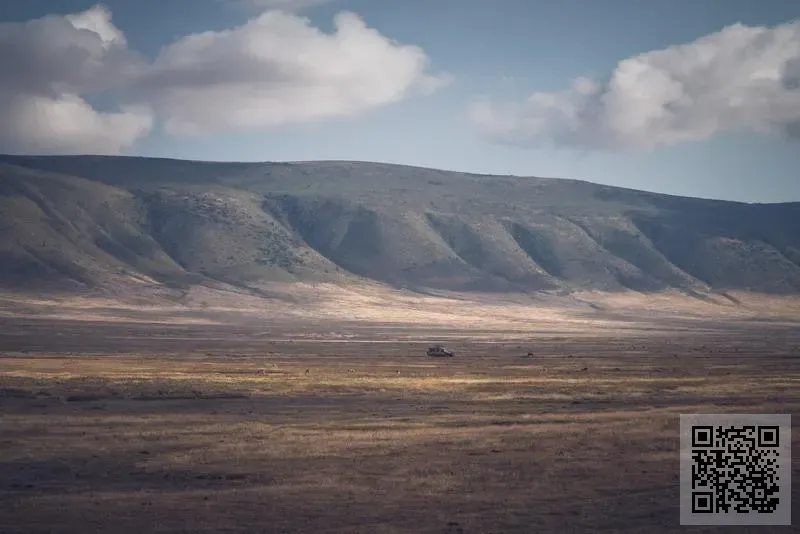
0,306,798,534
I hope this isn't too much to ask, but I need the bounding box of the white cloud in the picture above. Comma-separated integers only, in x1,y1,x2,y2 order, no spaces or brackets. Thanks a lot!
65,4,127,47
470,21,800,151
0,5,447,152
0,4,152,155
231,0,334,13
134,10,451,135
0,95,152,155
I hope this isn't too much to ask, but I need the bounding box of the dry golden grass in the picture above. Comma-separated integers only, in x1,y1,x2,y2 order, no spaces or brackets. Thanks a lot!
1,320,798,533
3,282,799,329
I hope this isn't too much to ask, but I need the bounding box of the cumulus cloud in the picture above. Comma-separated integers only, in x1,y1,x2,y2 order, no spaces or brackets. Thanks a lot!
65,4,127,47
230,0,334,13
133,10,451,135
470,21,800,151
0,5,446,152
0,4,152,155
0,95,152,156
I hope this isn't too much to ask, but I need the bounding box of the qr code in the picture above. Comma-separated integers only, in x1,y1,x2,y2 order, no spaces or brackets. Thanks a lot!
680,414,791,526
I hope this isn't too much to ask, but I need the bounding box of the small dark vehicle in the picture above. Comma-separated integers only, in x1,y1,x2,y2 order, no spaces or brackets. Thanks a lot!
426,345,455,357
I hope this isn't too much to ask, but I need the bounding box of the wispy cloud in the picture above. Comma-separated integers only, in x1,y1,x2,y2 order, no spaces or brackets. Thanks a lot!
470,20,800,151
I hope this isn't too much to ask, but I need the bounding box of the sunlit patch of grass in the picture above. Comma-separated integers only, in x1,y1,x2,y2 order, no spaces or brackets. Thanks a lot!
1,345,797,534
2,353,788,409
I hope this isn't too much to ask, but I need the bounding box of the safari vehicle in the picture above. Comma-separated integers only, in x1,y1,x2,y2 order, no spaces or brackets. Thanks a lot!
426,345,454,357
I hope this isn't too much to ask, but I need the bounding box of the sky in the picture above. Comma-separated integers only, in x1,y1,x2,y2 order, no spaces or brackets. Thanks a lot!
0,0,799,203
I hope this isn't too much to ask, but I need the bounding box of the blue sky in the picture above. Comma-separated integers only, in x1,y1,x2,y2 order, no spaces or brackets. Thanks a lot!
0,0,798,202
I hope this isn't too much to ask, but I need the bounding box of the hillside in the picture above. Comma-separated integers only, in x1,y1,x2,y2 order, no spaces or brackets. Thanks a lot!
1,155,799,302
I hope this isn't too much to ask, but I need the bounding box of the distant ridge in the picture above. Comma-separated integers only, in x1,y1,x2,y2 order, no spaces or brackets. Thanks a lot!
1,154,799,298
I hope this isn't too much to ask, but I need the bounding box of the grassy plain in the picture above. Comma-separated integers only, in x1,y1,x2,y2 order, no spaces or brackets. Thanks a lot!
0,312,798,533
